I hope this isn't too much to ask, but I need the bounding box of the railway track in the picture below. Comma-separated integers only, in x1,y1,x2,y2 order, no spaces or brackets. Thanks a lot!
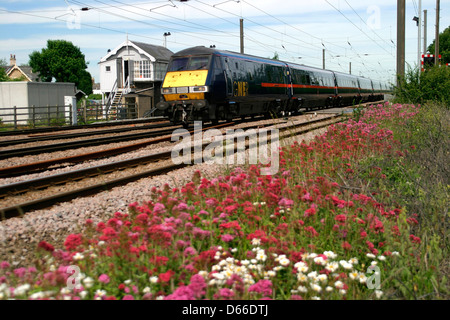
0,121,176,148
0,114,344,220
0,117,169,137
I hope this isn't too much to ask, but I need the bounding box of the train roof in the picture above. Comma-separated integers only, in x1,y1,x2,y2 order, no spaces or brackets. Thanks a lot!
171,46,287,66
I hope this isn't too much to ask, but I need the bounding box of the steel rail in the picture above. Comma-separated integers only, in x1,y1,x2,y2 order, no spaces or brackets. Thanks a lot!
0,115,344,220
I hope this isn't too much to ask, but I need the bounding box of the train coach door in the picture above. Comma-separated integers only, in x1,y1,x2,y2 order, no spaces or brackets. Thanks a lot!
223,57,233,97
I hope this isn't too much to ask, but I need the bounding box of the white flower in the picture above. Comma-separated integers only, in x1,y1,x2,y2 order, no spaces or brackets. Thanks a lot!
297,285,308,293
95,289,106,297
241,260,250,266
198,271,208,278
124,279,132,285
311,283,322,293
266,271,276,278
375,290,384,299
297,273,308,282
378,255,386,261
311,296,321,300
79,291,88,299
358,273,367,284
82,277,94,289
370,261,378,266
334,281,344,289
231,248,238,253
317,274,328,283
313,256,327,266
392,251,400,256
256,251,267,262
97,241,105,246
325,286,333,292
339,289,347,295
325,262,339,273
307,271,318,279
366,253,376,259
339,260,353,270
279,257,290,267
323,251,337,259
156,295,165,300
72,252,84,261
349,271,359,280
349,257,359,265
60,287,71,295
307,253,318,259
13,284,30,296
150,276,159,284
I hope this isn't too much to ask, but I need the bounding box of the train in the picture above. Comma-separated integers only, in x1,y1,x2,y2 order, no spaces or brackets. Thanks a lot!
156,46,392,126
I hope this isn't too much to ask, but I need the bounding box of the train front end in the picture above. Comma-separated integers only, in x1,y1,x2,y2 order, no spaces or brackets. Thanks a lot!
156,50,213,126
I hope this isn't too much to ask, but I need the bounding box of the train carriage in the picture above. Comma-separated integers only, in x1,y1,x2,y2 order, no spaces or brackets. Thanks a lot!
333,72,361,106
156,46,392,126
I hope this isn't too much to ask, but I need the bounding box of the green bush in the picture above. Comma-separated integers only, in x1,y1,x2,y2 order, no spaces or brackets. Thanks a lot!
394,66,450,107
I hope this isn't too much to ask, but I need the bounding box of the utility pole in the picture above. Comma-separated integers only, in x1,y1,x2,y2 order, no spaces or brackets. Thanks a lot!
418,0,422,68
423,9,427,54
349,62,352,74
397,0,406,82
435,0,440,65
240,18,244,54
323,49,325,69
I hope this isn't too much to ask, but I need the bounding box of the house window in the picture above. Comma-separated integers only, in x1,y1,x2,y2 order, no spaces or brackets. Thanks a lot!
135,60,151,79
106,66,111,72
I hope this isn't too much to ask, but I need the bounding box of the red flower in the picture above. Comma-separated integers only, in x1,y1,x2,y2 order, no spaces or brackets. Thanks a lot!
159,270,175,283
64,234,83,251
37,241,54,252
341,241,352,251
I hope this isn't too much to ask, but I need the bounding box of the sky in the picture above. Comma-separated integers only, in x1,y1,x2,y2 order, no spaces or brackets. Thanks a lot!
0,0,449,86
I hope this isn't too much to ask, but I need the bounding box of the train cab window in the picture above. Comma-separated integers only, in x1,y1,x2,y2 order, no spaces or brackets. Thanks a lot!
189,56,210,70
168,57,189,71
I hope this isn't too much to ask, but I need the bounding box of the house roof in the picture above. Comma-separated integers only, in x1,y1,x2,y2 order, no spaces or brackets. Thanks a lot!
5,64,39,82
100,40,173,63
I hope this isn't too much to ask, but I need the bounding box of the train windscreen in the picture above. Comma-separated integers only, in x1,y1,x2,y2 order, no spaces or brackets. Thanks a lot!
168,56,211,72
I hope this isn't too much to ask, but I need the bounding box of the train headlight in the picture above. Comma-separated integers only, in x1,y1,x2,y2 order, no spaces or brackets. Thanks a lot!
162,87,176,94
189,86,209,92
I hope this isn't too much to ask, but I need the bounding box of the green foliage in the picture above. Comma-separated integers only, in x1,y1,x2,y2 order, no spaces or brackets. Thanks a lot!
427,27,450,64
29,40,93,95
0,58,8,82
88,93,103,100
394,65,450,107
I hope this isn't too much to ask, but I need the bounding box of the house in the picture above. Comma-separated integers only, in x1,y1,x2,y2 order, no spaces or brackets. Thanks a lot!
3,54,39,82
99,39,173,118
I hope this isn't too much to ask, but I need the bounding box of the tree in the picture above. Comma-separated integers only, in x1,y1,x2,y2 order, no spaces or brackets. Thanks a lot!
427,27,450,64
0,58,8,82
29,40,93,94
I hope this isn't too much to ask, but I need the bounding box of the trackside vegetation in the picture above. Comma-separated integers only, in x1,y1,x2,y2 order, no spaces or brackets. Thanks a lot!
0,99,447,300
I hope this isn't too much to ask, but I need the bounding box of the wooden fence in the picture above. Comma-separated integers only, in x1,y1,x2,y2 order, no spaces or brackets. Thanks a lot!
0,102,139,129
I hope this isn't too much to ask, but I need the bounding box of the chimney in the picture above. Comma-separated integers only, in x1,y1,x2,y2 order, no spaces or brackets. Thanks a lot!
10,54,16,66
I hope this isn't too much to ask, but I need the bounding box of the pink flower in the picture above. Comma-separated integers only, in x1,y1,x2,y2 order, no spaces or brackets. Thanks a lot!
188,274,206,299
0,261,10,269
214,288,235,300
221,234,235,242
122,295,134,300
248,279,272,297
98,274,110,284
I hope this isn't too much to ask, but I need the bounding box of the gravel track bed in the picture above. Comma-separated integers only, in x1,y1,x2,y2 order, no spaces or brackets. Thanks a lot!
0,120,170,142
0,124,180,153
0,114,332,267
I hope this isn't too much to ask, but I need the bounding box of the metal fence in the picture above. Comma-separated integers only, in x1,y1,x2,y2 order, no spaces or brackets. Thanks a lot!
0,102,139,129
